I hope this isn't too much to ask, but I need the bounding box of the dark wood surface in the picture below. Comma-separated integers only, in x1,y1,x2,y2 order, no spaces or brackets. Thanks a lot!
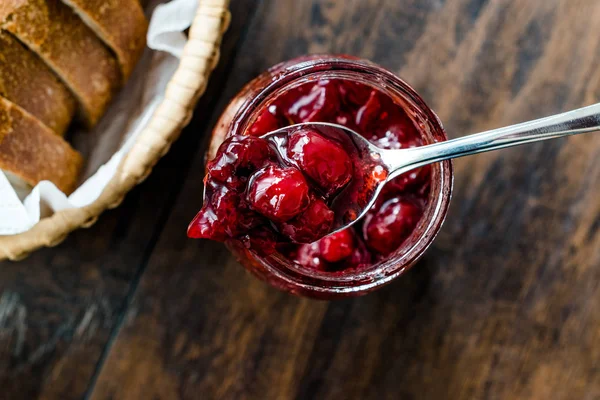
1,0,599,398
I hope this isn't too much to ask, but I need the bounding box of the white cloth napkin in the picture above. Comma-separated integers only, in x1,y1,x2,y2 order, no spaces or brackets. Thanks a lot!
0,0,199,235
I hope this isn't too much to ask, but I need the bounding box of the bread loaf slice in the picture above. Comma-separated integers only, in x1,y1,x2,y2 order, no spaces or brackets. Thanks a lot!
0,97,82,194
61,0,148,81
0,32,76,136
0,0,121,127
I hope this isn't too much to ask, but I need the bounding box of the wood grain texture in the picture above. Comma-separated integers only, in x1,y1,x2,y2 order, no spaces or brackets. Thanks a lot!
2,0,600,399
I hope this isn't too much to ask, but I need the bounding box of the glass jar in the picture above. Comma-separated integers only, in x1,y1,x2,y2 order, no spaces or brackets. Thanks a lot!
208,55,453,299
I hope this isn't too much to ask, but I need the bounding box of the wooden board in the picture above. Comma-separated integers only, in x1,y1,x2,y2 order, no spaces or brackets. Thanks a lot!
1,0,599,399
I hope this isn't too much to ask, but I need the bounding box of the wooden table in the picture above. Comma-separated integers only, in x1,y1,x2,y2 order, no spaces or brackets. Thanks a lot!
1,0,599,398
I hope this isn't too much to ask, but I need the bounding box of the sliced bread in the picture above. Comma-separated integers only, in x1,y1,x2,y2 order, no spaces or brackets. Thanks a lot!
0,0,121,127
61,0,148,80
0,32,76,136
0,97,82,194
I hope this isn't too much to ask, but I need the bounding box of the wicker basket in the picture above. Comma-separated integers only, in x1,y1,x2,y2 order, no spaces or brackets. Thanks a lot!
0,0,231,261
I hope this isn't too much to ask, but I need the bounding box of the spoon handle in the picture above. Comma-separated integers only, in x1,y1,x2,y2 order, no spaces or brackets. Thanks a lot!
383,103,600,177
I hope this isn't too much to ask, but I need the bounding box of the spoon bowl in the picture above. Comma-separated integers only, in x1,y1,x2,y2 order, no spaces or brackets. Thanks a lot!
261,122,392,235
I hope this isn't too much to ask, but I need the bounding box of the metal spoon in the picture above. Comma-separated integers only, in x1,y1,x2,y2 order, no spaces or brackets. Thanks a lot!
262,103,600,236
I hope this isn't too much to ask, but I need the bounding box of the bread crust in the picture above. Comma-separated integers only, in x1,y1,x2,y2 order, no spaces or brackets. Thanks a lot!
0,32,76,136
61,0,148,80
0,97,82,194
0,0,121,127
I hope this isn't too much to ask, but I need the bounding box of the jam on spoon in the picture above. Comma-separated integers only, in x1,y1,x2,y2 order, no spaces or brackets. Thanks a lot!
189,125,365,245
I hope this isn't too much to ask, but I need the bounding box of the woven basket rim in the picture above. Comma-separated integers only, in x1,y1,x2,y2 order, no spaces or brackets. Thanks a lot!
0,0,231,261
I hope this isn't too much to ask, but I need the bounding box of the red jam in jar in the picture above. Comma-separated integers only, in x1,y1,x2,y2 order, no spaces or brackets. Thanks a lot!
192,56,453,298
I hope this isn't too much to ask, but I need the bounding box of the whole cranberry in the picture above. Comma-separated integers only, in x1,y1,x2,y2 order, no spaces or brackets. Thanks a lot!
363,198,423,255
246,165,310,222
248,104,284,136
354,89,419,146
292,242,326,271
280,199,334,243
287,128,353,196
207,135,273,189
318,229,355,263
286,80,340,122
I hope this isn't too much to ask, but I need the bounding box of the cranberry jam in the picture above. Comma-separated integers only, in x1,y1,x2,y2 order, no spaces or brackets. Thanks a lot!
195,56,453,298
